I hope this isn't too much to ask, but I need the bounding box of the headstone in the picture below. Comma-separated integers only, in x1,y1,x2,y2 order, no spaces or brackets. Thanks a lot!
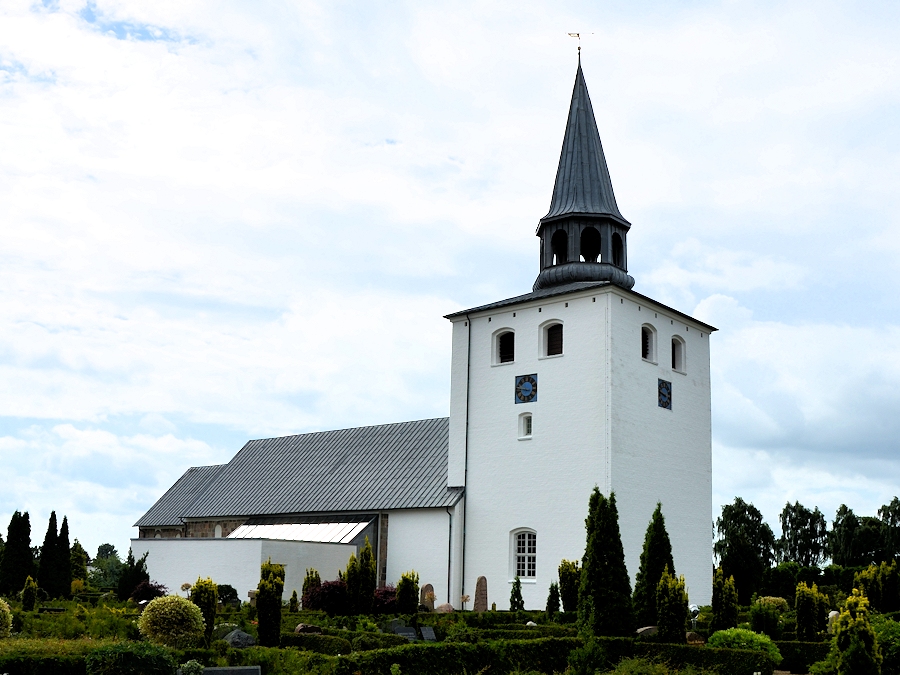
421,626,437,642
686,631,705,645
420,584,435,611
294,623,323,634
474,576,488,612
828,610,840,633
635,626,658,637
247,590,257,608
223,629,256,649
396,627,418,641
435,603,454,613
525,621,537,627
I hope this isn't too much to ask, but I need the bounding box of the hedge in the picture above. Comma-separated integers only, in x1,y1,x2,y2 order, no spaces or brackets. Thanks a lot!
773,641,832,674
350,632,410,651
279,632,352,655
635,641,776,675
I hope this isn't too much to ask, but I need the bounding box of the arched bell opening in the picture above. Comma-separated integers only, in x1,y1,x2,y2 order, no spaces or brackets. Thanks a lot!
612,232,624,268
580,227,601,263
551,229,568,265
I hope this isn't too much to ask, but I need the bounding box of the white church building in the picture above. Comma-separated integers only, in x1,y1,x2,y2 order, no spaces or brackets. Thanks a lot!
133,60,715,609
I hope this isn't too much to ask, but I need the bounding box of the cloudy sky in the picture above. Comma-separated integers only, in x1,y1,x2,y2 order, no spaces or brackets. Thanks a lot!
1,0,899,559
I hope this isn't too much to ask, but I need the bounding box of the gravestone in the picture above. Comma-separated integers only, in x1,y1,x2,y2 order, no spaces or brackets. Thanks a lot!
421,626,437,642
294,623,323,634
420,583,435,611
395,627,418,641
223,629,256,649
473,576,488,612
435,603,454,613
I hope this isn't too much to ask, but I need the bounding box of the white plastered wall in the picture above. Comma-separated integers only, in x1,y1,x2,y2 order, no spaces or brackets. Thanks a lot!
384,508,452,604
132,538,356,602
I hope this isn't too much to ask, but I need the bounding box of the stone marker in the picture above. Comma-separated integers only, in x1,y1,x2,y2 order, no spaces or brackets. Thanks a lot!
474,576,488,612
294,623,323,634
635,626,658,637
223,629,256,649
686,631,705,644
396,627,418,641
420,583,435,611
828,610,840,633
421,626,437,642
435,602,454,613
525,621,537,627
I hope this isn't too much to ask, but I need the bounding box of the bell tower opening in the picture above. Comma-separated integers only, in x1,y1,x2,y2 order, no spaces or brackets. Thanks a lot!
612,232,624,268
580,227,601,263
551,230,568,265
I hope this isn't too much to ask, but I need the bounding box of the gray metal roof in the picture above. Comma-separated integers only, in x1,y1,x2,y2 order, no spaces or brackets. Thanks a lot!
134,464,225,527
176,418,460,520
444,281,717,332
541,58,628,227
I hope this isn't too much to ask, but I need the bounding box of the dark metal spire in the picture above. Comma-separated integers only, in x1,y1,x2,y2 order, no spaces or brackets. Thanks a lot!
541,58,629,226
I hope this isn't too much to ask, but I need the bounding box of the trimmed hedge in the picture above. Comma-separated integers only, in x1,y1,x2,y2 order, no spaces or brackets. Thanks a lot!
350,632,409,651
85,642,175,675
0,654,86,675
279,631,352,655
635,641,776,675
774,641,832,674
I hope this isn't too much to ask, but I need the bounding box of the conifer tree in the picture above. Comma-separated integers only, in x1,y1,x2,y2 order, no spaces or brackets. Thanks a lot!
510,576,524,611
57,516,72,598
38,511,59,596
558,559,580,613
711,567,738,631
633,502,675,628
577,488,634,637
256,560,284,647
0,511,32,595
344,553,361,614
546,581,561,617
22,575,38,611
396,571,419,615
190,576,218,646
70,539,89,584
289,589,299,612
656,565,688,643
116,549,150,600
357,537,377,615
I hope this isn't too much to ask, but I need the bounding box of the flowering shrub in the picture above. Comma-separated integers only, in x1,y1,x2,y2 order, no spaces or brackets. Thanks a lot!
137,595,205,648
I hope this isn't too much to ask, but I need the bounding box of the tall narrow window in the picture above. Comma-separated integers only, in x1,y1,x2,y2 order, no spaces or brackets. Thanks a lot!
498,331,515,363
547,323,563,356
612,232,624,268
672,337,685,372
515,531,537,578
641,325,657,362
518,412,533,439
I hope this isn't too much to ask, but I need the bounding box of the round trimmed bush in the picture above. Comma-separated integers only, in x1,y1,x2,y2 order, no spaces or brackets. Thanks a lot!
707,627,782,666
137,595,205,648
0,597,11,638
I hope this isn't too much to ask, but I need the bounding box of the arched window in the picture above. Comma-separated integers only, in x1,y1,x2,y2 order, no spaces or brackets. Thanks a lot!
641,324,657,362
511,529,537,579
612,232,624,268
518,412,533,439
551,230,568,265
214,524,223,538
496,330,515,364
580,227,601,263
546,323,563,356
671,336,685,372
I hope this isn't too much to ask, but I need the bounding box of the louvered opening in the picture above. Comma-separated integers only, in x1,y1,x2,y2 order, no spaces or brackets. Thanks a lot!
547,324,563,356
642,327,652,360
498,332,515,363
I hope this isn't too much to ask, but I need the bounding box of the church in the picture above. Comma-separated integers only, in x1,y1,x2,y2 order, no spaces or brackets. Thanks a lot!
133,59,715,609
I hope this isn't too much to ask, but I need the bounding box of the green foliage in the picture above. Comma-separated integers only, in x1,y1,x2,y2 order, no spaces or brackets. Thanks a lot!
707,627,783,665
37,511,63,599
85,642,175,675
834,589,882,675
217,583,239,606
137,594,206,648
56,516,72,600
510,576,524,612
880,497,900,562
349,631,409,651
831,505,861,568
289,589,299,612
70,539,89,585
715,497,776,604
872,616,900,675
855,560,900,613
179,659,205,675
710,567,738,632
280,631,352,654
633,502,675,628
22,574,39,611
777,501,828,568
750,600,783,640
796,581,828,641
357,537,377,615
116,548,149,601
0,597,11,638
578,488,634,637
0,511,33,596
546,581,560,617
302,568,321,609
558,559,580,613
87,546,123,591
190,576,218,646
344,553,360,614
396,570,419,615
656,566,687,644
257,558,285,647
567,637,610,675
774,641,833,674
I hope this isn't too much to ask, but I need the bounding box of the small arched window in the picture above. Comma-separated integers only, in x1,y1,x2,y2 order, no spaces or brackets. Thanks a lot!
612,232,624,268
498,331,515,364
671,336,685,373
580,227,601,263
641,325,657,362
551,229,568,265
214,524,223,538
511,529,537,579
546,323,563,356
518,412,533,439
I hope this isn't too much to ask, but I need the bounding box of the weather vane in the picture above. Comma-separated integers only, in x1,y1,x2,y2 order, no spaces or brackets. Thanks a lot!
568,32,594,54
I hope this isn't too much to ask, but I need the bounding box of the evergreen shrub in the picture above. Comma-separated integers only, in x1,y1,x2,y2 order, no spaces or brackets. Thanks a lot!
707,627,783,665
257,559,285,647
350,631,409,651
289,589,299,612
833,589,882,675
546,581,560,617
774,641,832,674
750,601,783,639
22,575,39,611
855,560,900,614
655,566,687,643
0,597,11,638
510,576,524,612
190,576,218,646
85,642,175,675
137,595,205,648
711,567,738,631
633,503,675,628
796,581,828,641
396,571,419,615
301,568,321,609
280,631,352,654
558,559,580,613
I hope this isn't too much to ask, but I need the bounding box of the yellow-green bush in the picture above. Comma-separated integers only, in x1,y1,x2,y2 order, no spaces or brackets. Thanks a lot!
137,595,205,648
0,598,11,638
190,577,218,646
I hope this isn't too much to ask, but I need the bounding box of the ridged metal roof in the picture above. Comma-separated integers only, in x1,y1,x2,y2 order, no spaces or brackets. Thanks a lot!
541,59,628,226
134,464,225,527
175,418,459,519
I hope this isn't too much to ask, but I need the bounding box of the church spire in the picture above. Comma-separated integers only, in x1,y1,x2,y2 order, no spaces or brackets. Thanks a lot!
533,59,634,291
542,57,628,226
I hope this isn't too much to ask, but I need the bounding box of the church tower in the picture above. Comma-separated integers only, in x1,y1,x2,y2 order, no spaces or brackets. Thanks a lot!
445,60,715,609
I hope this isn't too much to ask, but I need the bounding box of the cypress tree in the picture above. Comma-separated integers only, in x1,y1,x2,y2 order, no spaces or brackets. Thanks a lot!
578,488,634,637
0,511,32,596
510,576,524,611
344,553,361,614
656,565,688,643
357,537,376,615
190,576,218,646
633,502,675,628
70,539,89,584
38,511,59,596
558,559,580,613
546,581,561,617
117,549,150,600
257,561,284,647
711,567,739,631
57,516,72,598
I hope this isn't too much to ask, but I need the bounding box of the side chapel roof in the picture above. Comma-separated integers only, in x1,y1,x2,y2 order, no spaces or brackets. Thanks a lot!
134,418,459,527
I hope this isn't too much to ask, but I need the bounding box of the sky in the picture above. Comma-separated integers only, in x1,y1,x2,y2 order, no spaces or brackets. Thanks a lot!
1,0,900,561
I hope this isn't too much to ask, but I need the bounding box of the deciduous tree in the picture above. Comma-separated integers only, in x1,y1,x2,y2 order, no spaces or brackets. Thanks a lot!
776,501,827,568
714,497,775,604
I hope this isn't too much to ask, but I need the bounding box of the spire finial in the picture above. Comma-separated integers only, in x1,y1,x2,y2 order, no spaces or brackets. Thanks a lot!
568,32,580,55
